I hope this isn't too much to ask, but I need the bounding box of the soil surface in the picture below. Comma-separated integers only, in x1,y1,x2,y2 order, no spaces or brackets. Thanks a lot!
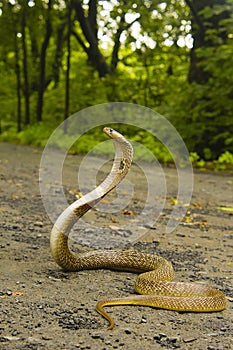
0,142,232,350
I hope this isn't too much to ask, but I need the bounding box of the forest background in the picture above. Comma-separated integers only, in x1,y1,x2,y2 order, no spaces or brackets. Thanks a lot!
0,0,233,167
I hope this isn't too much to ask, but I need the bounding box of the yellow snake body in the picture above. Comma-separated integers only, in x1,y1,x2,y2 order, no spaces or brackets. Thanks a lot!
50,127,226,329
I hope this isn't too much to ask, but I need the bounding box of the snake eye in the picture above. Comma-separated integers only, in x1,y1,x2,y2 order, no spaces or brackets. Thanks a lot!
109,128,113,133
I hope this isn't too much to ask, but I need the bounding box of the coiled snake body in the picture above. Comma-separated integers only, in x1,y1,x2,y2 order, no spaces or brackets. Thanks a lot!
50,127,226,329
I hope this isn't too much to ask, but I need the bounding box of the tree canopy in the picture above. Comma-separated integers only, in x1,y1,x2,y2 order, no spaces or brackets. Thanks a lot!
0,0,232,162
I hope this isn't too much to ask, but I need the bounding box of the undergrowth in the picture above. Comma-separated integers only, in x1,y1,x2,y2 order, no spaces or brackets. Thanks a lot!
1,122,233,170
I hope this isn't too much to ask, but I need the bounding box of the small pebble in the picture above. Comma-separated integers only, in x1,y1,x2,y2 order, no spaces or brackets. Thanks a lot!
42,335,52,340
2,336,20,341
91,332,104,340
183,336,197,343
168,337,179,343
159,333,167,338
34,221,43,227
153,334,161,340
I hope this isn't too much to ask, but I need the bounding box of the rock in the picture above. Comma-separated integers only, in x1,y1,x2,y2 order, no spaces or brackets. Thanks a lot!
183,336,197,343
2,335,21,341
34,221,43,227
168,336,180,343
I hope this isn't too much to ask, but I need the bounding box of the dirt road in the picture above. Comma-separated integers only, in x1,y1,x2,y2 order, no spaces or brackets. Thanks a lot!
0,142,232,349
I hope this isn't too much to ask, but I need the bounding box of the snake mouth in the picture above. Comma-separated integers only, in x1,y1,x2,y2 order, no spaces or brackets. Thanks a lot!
103,127,125,141
103,126,113,133
103,126,113,137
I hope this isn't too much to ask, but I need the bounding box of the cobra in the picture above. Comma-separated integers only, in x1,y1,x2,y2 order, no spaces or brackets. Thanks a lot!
50,127,226,329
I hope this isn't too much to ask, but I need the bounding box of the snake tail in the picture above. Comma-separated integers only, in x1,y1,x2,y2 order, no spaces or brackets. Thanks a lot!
96,289,226,329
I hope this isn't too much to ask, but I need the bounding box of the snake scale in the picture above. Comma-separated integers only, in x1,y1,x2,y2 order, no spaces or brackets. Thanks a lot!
50,127,226,329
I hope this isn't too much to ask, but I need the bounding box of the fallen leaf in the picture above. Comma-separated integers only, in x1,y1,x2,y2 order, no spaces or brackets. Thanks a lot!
75,191,83,198
217,206,233,212
12,291,24,296
100,199,111,203
170,197,178,205
0,291,24,298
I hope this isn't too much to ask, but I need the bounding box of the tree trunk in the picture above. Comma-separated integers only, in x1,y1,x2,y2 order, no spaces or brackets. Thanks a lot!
111,12,140,72
186,0,230,83
36,0,53,122
72,0,112,77
21,3,30,125
9,2,22,132
53,19,66,87
64,2,72,134
72,0,140,77
14,32,22,132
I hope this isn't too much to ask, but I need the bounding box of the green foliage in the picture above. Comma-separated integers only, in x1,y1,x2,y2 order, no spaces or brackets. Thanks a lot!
163,39,233,160
0,122,53,146
214,151,233,170
218,151,233,164
189,152,205,168
0,0,232,167
189,150,233,171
